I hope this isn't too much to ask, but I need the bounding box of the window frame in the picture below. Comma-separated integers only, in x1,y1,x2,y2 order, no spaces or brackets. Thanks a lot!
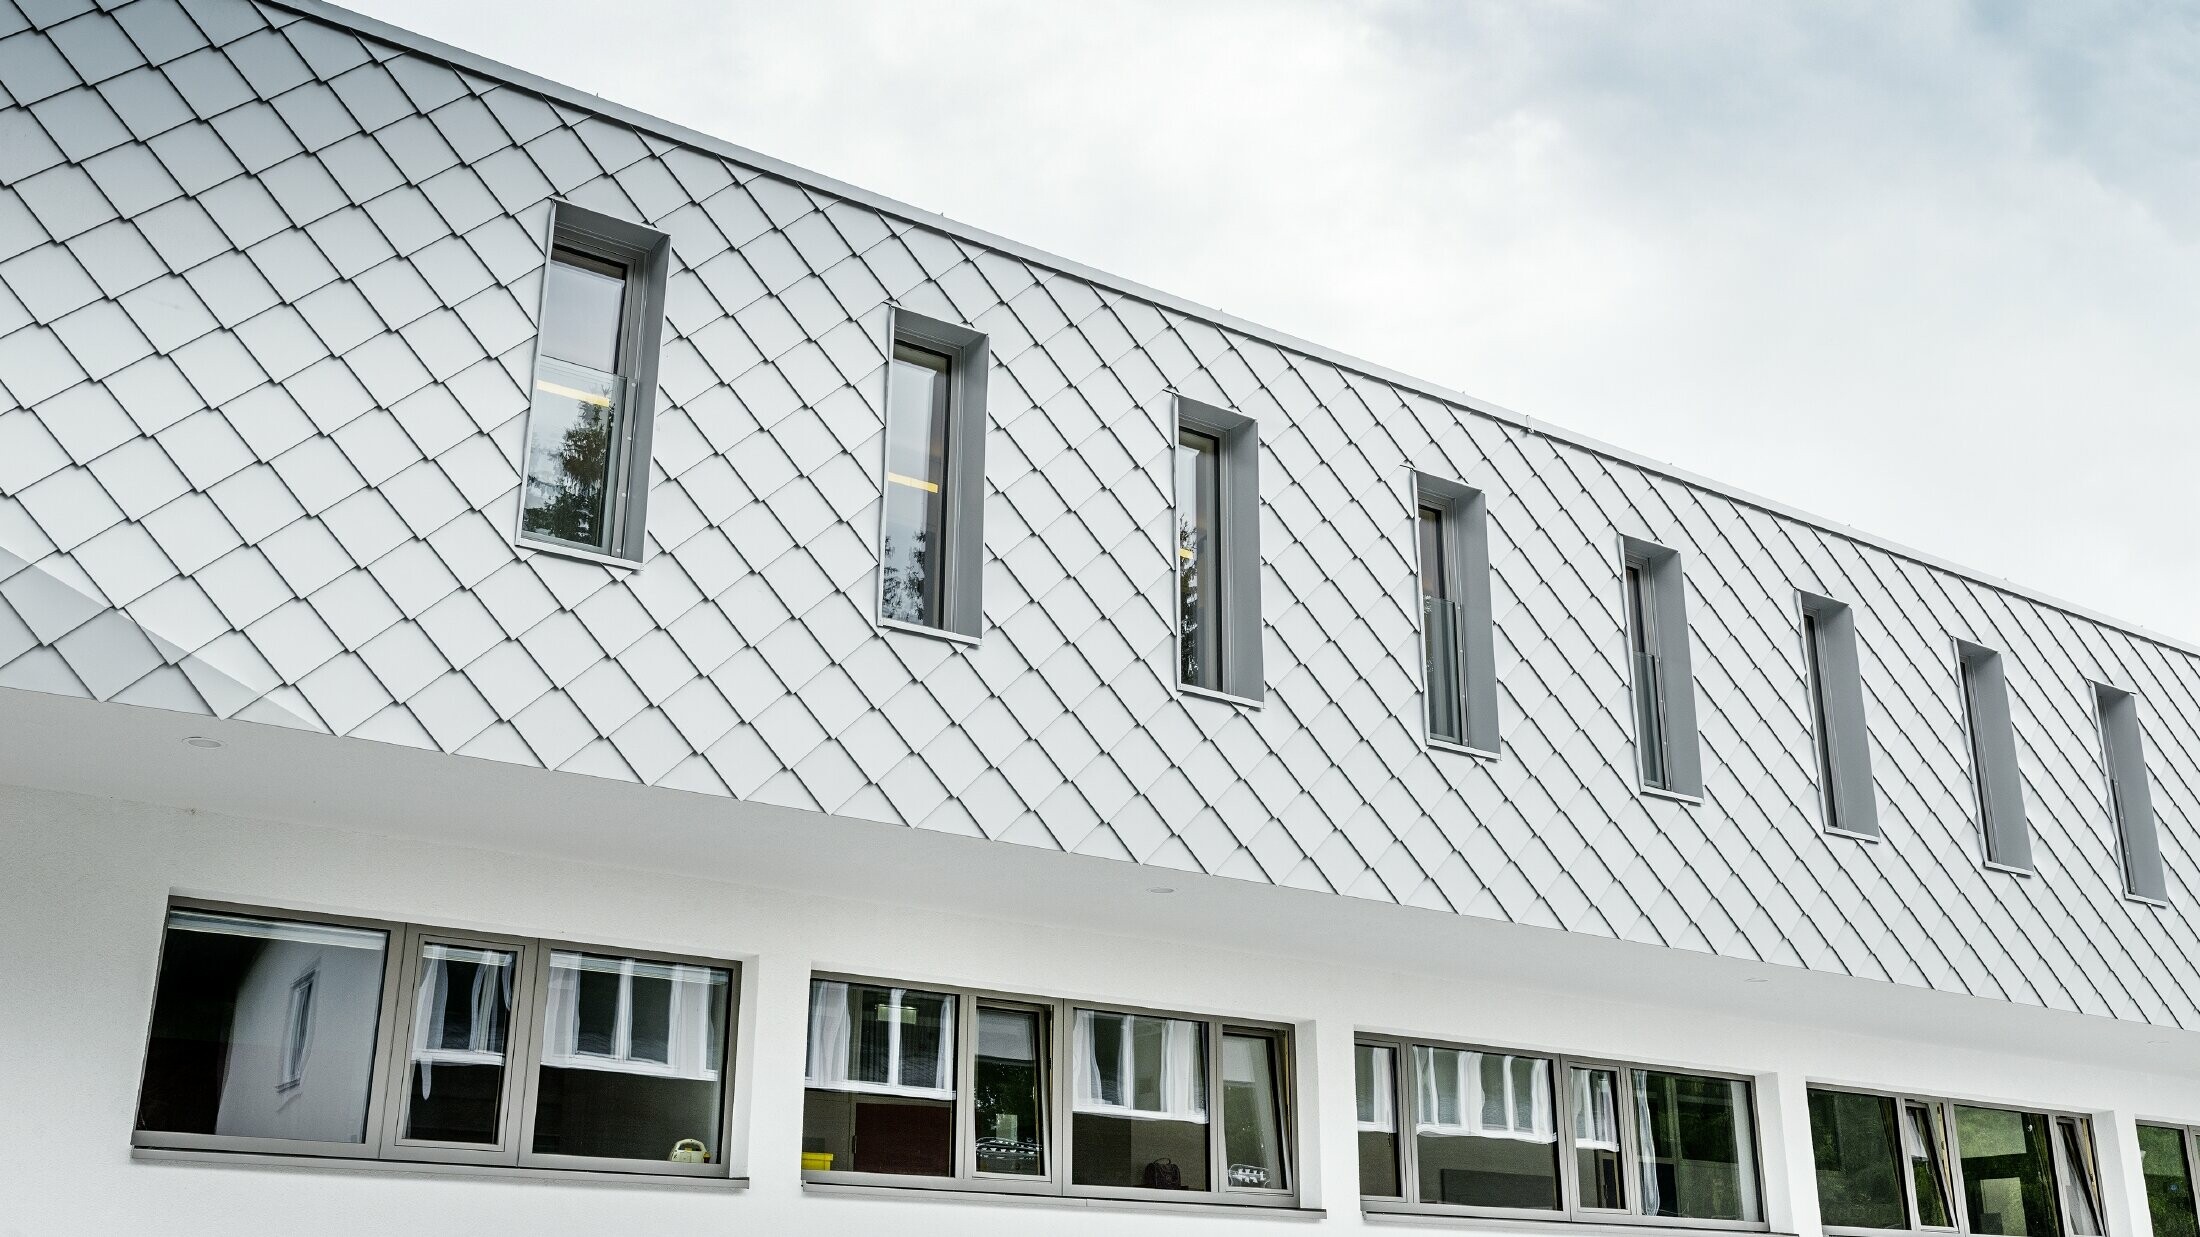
2138,1122,2200,1237
1954,639,2033,875
1619,537,1704,801
802,973,1300,1209
875,306,990,643
513,199,672,569
1413,473,1500,757
130,898,742,1181
1171,394,1264,706
2092,680,2170,906
1808,1084,2103,1237
1357,1032,1768,1231
1797,591,1879,840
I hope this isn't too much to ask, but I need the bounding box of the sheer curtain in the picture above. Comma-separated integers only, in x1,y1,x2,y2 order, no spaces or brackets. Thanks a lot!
803,980,954,1098
540,955,723,1079
1357,1046,1395,1132
1414,1047,1554,1140
1071,1009,1206,1122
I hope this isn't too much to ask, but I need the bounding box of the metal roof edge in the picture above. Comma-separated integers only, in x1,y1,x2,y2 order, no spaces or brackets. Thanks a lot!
268,0,2200,663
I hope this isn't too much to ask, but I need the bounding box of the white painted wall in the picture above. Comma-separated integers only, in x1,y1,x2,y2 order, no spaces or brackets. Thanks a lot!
2,778,2193,1237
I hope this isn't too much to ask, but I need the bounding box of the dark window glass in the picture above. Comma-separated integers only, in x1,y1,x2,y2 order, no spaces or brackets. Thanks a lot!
1071,1010,1209,1190
1176,429,1222,690
1411,1045,1561,1211
1573,1066,1627,1209
531,953,731,1164
1634,1070,1762,1222
974,1006,1046,1176
401,943,515,1146
2141,1125,2199,1237
1955,1106,2061,1236
1421,503,1466,744
1357,1044,1401,1197
538,248,625,373
1808,1088,1908,1230
2055,1118,2104,1237
136,910,387,1144
1223,1032,1288,1190
1803,610,1842,829
1909,1101,1957,1229
1626,563,1667,788
801,981,956,1177
880,343,952,628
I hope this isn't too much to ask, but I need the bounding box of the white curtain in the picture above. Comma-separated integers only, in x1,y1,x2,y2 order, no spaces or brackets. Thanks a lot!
1634,1073,1662,1219
1414,1046,1554,1141
1071,1009,1207,1122
802,980,954,1098
1573,1069,1620,1149
1356,1045,1395,1132
541,953,723,1080
410,945,511,1099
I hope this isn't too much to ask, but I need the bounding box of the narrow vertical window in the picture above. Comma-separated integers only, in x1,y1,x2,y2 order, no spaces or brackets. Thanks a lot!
1415,476,1499,753
518,203,670,564
2140,1124,2199,1237
2052,1117,2104,1237
1906,1100,1957,1229
973,1003,1048,1177
1172,396,1262,702
876,308,991,639
1800,593,1878,837
1222,1030,1289,1192
880,343,952,628
2095,683,2168,903
1621,539,1702,797
1177,428,1223,691
1957,641,2031,872
1357,1043,1401,1198
1573,1065,1627,1210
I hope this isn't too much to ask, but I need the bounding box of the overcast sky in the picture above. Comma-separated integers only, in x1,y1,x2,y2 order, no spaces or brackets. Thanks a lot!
351,0,2200,642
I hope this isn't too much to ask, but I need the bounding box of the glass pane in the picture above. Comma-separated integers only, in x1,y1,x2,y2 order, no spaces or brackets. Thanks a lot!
1955,1106,2061,1236
538,248,625,373
1626,565,1667,787
520,357,623,551
974,1006,1046,1176
2140,1125,2199,1237
1357,1044,1401,1198
402,943,514,1145
1910,1103,1957,1229
801,980,955,1176
1634,1070,1762,1222
1803,610,1841,829
1176,430,1221,690
1573,1066,1626,1209
532,953,731,1163
2056,1119,2103,1237
880,344,951,628
1808,1088,1907,1230
1426,595,1466,743
136,909,387,1144
1223,1033,1287,1190
1412,1045,1560,1211
1071,1009,1208,1190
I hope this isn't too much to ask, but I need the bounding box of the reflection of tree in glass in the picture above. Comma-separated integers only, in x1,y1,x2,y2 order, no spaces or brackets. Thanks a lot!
1178,516,1203,683
529,411,610,546
880,529,930,625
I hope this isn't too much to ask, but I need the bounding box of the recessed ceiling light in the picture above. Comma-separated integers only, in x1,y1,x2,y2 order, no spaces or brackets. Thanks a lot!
183,736,223,749
1145,886,1176,895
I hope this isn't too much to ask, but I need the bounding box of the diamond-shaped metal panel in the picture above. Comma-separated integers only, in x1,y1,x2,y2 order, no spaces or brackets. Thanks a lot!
3,0,2199,1034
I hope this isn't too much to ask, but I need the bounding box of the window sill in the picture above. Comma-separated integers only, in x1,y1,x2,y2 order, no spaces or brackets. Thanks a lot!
877,616,982,647
132,1147,746,1189
1982,859,2036,877
514,537,641,573
2126,890,2173,909
1637,784,1704,806
1361,1205,1780,1236
804,1179,1321,1217
1178,682,1265,710
1427,737,1501,761
1822,826,1882,844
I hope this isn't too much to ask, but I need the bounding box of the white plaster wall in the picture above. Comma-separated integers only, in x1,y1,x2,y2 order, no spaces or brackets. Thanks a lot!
1,778,2191,1237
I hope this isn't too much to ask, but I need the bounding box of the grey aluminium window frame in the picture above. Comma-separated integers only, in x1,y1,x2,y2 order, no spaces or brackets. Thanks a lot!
875,306,991,642
1954,639,2032,874
1809,1084,2105,1237
1356,1032,1769,1231
2138,1122,2200,1237
1797,591,1878,840
1619,537,1704,801
2092,680,2170,905
513,199,672,568
131,898,742,1180
1413,473,1500,756
1171,394,1264,706
802,973,1301,1210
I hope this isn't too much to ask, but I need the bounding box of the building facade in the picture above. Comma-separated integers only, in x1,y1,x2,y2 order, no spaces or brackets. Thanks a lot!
2,0,2197,1233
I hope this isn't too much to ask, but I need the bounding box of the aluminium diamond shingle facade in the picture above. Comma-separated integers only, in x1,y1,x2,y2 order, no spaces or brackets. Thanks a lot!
3,0,2197,1031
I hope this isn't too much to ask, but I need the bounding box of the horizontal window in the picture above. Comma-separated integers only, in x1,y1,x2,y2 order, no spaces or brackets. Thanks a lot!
802,976,1295,1207
1358,1036,1764,1228
1807,1087,2102,1237
134,902,737,1178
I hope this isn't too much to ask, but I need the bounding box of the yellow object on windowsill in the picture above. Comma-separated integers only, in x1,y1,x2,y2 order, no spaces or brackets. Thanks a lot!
801,1151,835,1172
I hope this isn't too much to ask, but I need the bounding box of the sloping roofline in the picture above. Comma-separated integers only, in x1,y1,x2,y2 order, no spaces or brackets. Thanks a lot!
276,0,2200,661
